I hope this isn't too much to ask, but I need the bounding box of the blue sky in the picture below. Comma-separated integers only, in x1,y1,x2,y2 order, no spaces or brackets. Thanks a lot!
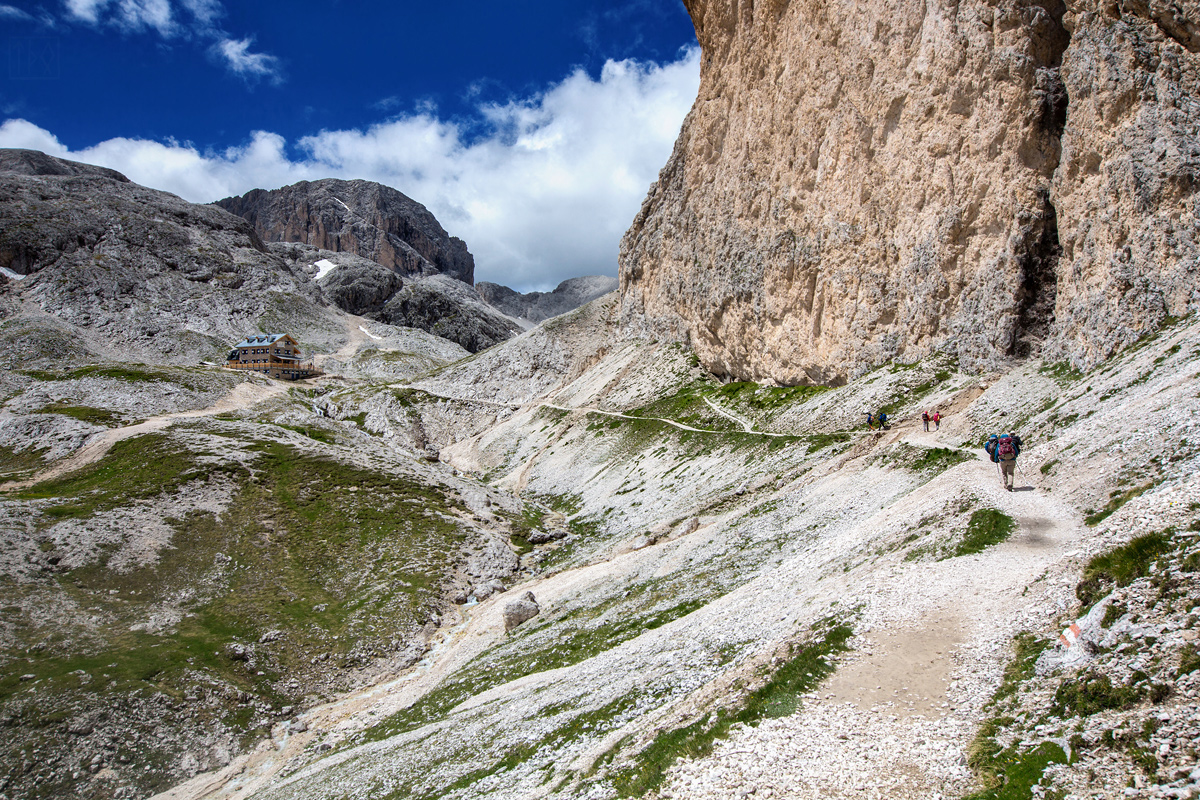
0,1,700,290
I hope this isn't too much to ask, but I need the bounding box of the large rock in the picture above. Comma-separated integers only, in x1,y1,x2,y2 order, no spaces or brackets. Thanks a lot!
503,591,540,632
216,179,475,284
619,0,1200,382
476,276,618,328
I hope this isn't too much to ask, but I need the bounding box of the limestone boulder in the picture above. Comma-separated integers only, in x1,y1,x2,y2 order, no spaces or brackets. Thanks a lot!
503,592,540,633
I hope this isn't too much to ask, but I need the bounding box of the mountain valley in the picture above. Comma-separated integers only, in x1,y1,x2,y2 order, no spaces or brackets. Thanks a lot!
1,0,1199,796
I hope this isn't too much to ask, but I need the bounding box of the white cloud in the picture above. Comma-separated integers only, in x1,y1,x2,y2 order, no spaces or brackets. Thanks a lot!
63,0,109,23
212,37,282,82
65,0,173,32
178,0,220,25
60,0,278,81
0,4,34,20
114,0,173,35
0,49,700,290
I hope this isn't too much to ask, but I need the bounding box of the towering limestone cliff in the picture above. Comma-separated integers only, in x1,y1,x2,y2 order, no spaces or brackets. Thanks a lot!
620,0,1199,384
216,179,475,285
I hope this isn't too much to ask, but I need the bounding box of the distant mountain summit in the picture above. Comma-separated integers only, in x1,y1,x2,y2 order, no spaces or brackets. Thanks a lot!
476,276,618,329
216,179,475,285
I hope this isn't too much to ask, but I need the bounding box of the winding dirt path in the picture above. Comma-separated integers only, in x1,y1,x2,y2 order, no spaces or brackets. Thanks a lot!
662,421,1085,799
702,395,756,432
0,379,288,491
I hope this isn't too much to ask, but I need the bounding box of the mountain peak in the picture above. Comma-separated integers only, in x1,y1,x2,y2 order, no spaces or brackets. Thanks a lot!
216,178,474,285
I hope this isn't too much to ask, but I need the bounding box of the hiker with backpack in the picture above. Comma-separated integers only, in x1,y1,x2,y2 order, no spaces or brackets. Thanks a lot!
985,432,1022,491
922,411,930,432
933,411,941,430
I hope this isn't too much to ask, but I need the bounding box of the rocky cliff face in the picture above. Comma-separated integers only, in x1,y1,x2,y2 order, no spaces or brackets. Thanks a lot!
476,275,619,328
216,179,475,285
620,0,1199,383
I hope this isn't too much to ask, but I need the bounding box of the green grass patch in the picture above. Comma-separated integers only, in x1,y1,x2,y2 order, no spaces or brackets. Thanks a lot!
16,433,235,519
609,618,852,797
1038,361,1083,384
1076,531,1175,609
1084,482,1158,526
20,364,217,393
990,633,1051,708
1051,671,1142,717
910,446,974,473
363,597,711,745
0,444,49,479
804,432,851,451
1,431,470,793
395,695,641,800
963,741,1068,800
276,423,338,444
953,509,1017,557
966,632,1062,798
1177,644,1200,679
1039,459,1058,475
34,403,128,427
709,381,830,412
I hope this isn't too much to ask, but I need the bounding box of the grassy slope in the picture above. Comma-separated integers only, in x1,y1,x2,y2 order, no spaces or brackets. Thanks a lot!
0,421,472,799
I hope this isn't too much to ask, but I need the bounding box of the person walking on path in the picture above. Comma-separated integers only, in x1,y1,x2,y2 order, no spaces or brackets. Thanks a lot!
933,411,941,430
865,412,876,431
985,432,1022,491
922,411,930,432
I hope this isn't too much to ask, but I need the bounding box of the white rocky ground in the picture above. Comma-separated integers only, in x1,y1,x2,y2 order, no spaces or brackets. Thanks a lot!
137,306,1200,800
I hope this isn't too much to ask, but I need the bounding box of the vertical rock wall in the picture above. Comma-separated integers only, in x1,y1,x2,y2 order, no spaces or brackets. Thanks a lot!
1050,1,1200,365
620,0,1199,383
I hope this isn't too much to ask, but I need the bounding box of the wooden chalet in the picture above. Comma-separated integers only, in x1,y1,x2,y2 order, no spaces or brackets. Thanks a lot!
226,333,322,380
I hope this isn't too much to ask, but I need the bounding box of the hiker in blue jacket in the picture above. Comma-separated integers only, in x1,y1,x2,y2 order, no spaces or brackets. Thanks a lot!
985,432,1022,491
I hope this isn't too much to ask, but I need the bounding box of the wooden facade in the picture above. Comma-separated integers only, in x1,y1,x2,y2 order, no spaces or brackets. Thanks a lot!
226,333,322,380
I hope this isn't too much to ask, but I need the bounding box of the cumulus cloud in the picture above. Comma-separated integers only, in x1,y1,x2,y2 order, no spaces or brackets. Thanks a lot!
0,49,700,290
0,4,34,20
212,37,282,83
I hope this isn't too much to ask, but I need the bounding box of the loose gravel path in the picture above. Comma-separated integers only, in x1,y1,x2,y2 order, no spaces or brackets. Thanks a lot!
654,422,1086,799
0,379,287,490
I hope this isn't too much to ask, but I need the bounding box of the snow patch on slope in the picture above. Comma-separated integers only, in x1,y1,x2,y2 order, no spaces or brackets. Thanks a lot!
314,259,338,281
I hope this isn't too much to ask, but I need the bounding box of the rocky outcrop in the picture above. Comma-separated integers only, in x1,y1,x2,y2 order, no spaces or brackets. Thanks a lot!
377,275,519,353
620,0,1200,382
476,276,618,328
271,243,403,316
0,149,331,366
216,179,475,284
0,148,130,182
269,243,516,352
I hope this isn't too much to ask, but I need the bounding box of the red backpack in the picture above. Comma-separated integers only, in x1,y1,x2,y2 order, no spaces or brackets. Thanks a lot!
997,434,1016,460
